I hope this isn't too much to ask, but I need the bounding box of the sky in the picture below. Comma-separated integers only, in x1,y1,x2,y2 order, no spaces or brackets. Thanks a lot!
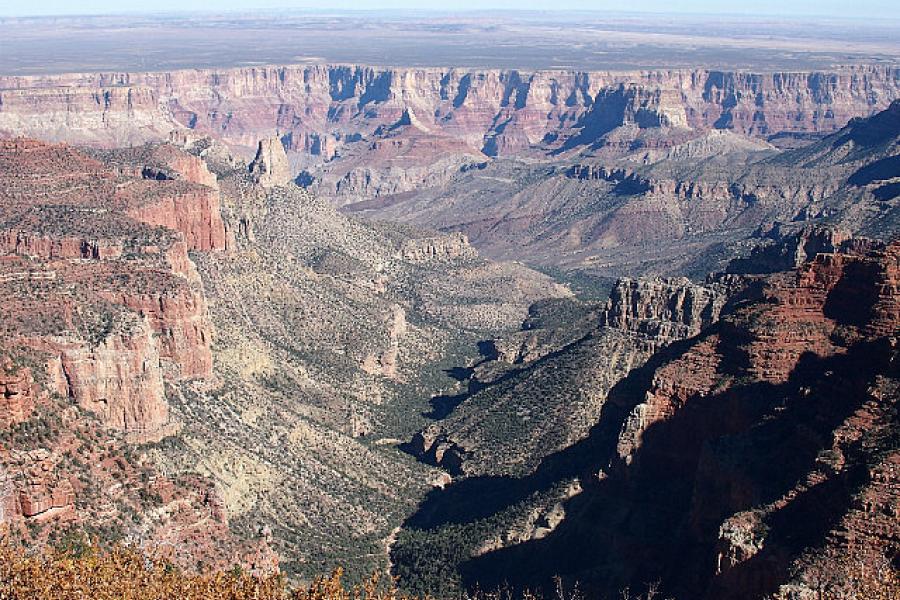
0,0,898,19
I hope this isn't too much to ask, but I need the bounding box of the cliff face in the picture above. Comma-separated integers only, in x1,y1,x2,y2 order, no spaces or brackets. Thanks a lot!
0,65,896,157
0,138,277,572
601,276,733,340
454,239,899,600
0,362,40,429
359,100,899,282
398,232,478,264
55,316,170,437
0,139,219,437
124,185,228,252
248,137,293,188
408,275,739,478
100,286,213,379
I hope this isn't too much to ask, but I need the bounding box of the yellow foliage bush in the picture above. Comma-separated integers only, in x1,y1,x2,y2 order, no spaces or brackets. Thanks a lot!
0,542,416,600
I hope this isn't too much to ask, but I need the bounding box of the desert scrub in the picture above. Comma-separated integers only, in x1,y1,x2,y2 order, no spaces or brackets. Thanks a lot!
0,541,418,600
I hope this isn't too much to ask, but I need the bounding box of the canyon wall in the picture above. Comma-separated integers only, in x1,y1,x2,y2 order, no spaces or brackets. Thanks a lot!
449,237,899,599
0,65,897,157
0,139,221,440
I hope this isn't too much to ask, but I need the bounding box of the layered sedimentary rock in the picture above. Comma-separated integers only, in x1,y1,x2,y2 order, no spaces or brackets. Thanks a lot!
0,65,896,157
0,362,39,428
452,238,899,600
360,100,900,282
399,232,478,264
14,449,77,521
0,139,228,254
0,139,219,437
408,275,736,477
601,276,732,339
55,315,169,436
124,185,228,252
101,286,213,379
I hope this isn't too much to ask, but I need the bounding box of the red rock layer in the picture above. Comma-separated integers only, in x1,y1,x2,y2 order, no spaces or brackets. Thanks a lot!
0,138,273,573
618,243,899,468
0,362,39,428
99,286,214,379
0,139,220,437
124,186,228,252
0,139,228,253
612,242,900,598
465,239,898,600
0,65,896,155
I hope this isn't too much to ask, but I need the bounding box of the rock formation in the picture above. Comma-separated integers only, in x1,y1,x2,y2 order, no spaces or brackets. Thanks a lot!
360,99,900,281
1,65,895,154
0,139,219,438
0,137,280,573
1,58,897,594
398,232,477,264
407,275,737,477
248,137,292,187
435,238,900,600
0,361,40,429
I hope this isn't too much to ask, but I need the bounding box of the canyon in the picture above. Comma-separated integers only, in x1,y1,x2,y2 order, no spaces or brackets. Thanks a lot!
395,228,899,599
2,63,897,284
0,65,896,162
0,12,898,597
0,131,568,582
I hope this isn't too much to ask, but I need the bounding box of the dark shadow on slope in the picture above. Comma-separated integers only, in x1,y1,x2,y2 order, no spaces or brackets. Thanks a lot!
552,88,631,154
454,338,891,600
848,154,900,187
834,100,900,149
425,381,483,420
716,464,870,598
399,335,698,530
874,182,900,201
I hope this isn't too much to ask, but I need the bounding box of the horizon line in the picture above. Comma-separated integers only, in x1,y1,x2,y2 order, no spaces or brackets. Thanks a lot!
2,8,900,22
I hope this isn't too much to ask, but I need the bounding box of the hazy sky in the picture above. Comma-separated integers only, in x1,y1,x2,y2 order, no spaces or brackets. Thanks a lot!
1,0,898,19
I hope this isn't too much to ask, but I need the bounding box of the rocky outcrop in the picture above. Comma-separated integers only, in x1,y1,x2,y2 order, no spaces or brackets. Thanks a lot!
0,139,228,254
0,84,174,147
124,185,228,252
55,314,171,440
99,285,214,380
15,449,76,521
0,465,13,526
726,225,855,275
361,304,407,380
248,137,292,188
612,241,899,595
143,144,220,189
399,232,477,264
0,139,224,440
408,274,737,477
602,276,732,341
613,244,894,466
0,231,124,260
0,362,39,428
455,240,899,600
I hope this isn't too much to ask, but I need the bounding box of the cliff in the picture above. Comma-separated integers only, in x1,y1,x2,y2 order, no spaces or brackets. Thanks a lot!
0,138,273,572
248,137,293,188
0,65,896,158
398,232,478,264
408,276,739,477
0,361,40,429
453,239,900,600
0,139,220,437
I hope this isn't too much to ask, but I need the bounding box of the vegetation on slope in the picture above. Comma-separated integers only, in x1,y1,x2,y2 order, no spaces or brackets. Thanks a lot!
0,540,408,600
